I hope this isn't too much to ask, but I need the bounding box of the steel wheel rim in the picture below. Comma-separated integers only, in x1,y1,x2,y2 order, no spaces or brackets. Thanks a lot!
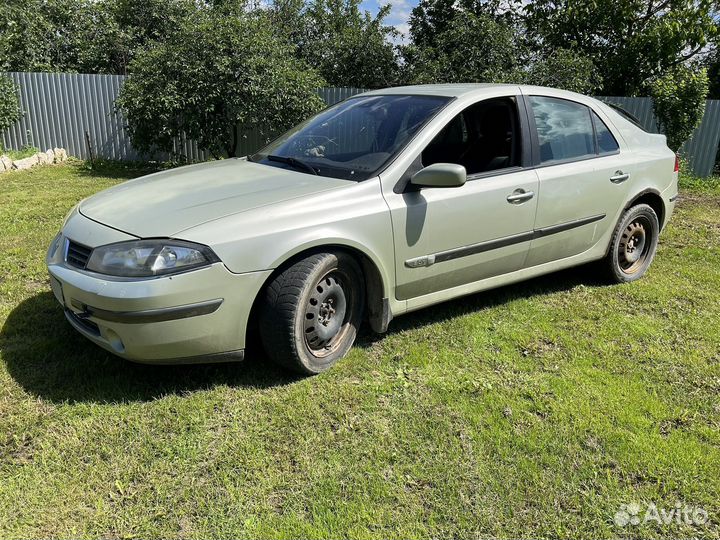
618,215,653,274
303,270,354,358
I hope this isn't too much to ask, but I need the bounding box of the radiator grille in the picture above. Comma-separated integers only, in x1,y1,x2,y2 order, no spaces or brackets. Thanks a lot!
65,240,92,269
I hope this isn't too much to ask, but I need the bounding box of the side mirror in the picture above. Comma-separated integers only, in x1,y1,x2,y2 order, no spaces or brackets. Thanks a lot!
410,163,467,188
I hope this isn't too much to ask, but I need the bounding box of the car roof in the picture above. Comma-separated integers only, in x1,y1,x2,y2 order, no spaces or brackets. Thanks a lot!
359,83,592,102
360,83,519,98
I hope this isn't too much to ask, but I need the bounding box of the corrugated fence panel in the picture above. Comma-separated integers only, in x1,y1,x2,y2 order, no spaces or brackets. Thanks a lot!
1,73,365,162
1,72,139,160
598,96,720,176
684,100,720,177
2,73,717,175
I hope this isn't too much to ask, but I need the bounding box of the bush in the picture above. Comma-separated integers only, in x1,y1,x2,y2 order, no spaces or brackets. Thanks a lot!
116,12,326,158
0,75,22,140
649,65,709,151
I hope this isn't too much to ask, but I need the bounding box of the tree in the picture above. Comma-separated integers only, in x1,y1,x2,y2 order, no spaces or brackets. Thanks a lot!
407,0,459,49
97,0,200,74
0,0,57,72
705,47,720,99
408,0,521,49
402,12,520,84
268,0,400,88
0,0,200,75
402,1,599,93
524,0,719,96
515,49,600,94
649,65,709,151
0,75,23,141
116,12,326,158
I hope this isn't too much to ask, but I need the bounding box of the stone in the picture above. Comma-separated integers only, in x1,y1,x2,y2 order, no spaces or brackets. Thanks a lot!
0,155,11,171
45,148,55,163
37,151,50,165
54,147,68,162
12,155,38,170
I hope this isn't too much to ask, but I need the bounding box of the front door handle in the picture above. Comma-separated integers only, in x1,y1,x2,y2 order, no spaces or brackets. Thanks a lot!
610,171,630,183
507,189,535,204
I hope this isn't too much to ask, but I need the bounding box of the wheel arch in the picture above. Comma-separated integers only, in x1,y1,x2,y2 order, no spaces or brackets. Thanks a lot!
247,242,393,343
625,188,666,229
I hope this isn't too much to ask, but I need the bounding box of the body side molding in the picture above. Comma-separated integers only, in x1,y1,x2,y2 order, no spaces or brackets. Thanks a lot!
404,214,606,268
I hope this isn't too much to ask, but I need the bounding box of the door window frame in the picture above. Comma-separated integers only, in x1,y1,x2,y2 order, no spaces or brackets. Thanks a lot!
396,94,535,192
521,94,621,169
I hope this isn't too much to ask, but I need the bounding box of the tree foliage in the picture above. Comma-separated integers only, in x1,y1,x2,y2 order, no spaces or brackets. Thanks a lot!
116,13,326,158
515,49,600,94
408,0,520,49
0,0,201,74
649,65,709,151
403,0,600,93
0,75,23,136
705,48,720,100
524,0,719,96
269,0,400,88
403,12,519,84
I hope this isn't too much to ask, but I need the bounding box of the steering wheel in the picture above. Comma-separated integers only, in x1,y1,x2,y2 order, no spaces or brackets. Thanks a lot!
289,135,340,154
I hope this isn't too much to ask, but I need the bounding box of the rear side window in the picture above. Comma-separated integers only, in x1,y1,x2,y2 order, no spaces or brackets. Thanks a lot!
529,96,595,163
591,111,619,154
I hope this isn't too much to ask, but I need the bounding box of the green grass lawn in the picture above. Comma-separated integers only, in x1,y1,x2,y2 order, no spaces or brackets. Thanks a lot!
1,162,719,539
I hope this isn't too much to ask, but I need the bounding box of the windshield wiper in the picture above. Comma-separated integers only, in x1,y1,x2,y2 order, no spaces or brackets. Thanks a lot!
266,155,317,175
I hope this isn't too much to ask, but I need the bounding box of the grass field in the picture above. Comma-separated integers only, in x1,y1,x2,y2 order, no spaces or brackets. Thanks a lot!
1,162,719,539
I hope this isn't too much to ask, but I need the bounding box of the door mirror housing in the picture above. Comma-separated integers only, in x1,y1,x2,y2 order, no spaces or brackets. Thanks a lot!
411,163,467,188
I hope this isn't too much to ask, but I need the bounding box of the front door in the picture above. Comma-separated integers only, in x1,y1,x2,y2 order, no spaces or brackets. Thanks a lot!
383,96,540,301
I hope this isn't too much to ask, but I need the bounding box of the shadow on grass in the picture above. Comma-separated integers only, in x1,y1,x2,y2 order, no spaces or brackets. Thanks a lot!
71,159,164,181
2,264,607,404
1,292,301,404
356,262,609,348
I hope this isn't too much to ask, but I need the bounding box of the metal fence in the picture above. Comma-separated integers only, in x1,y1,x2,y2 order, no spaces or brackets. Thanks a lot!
2,72,719,175
1,72,364,163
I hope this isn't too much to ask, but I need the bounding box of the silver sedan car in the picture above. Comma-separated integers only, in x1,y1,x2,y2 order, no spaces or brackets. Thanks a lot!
47,84,678,373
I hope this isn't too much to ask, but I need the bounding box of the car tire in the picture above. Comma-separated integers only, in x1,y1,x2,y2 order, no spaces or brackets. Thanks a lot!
601,203,659,283
259,252,365,374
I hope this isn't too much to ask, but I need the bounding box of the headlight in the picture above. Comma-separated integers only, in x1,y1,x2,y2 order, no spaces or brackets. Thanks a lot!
47,232,62,260
62,203,80,228
85,239,219,277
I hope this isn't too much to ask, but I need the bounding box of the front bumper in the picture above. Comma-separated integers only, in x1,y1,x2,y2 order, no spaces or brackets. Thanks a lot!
48,257,272,364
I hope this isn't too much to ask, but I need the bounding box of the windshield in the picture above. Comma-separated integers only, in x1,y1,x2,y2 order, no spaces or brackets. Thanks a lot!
250,94,451,180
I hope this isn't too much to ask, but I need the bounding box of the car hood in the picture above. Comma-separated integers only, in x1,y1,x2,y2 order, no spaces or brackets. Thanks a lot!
79,159,350,237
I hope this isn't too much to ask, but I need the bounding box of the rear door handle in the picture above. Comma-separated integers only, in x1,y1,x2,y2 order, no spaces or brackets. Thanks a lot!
610,171,630,183
507,189,534,204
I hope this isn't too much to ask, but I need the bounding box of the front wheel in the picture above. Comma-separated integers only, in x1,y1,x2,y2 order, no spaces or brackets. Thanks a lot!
601,203,659,283
259,252,365,374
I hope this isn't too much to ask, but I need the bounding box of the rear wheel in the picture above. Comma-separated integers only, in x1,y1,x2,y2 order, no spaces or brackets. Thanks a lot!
602,203,659,283
259,252,364,374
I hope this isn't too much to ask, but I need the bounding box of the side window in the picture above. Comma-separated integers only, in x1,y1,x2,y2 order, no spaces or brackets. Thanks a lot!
529,96,595,163
422,97,521,175
592,111,619,154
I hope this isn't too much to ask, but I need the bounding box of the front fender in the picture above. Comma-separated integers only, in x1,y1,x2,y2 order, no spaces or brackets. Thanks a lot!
179,178,396,299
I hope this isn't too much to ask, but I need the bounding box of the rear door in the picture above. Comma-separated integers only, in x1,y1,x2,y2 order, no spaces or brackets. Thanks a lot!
522,94,635,267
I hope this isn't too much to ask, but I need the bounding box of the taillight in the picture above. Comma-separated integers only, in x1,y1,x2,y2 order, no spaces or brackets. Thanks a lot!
674,155,680,172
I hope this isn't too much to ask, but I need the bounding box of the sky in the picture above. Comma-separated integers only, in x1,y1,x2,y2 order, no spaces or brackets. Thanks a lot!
359,0,418,42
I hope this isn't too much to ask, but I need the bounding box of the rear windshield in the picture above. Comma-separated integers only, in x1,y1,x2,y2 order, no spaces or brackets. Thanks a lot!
605,102,647,131
250,95,451,180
